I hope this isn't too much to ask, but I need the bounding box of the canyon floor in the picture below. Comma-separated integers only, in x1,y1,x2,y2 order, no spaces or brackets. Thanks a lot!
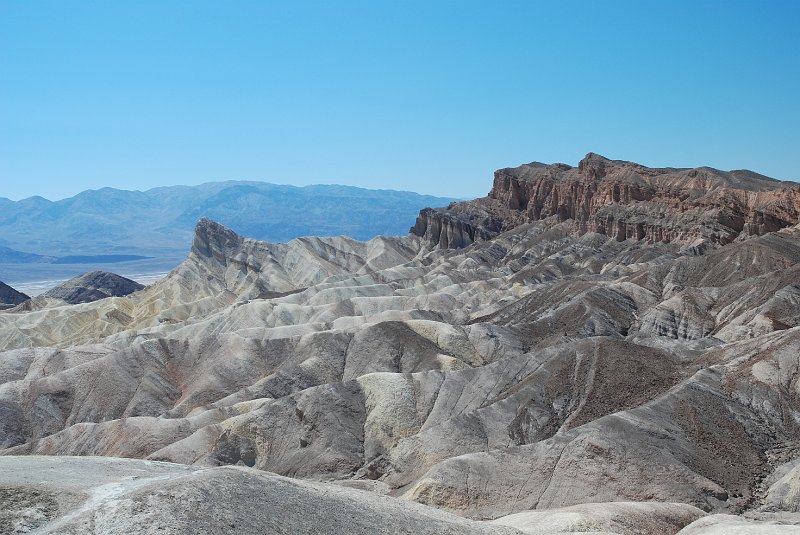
1,154,800,534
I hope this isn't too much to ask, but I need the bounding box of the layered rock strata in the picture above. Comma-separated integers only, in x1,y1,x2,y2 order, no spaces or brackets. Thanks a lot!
1,155,799,534
412,153,800,248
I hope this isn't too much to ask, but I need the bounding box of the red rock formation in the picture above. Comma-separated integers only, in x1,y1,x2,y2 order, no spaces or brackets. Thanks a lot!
412,153,800,247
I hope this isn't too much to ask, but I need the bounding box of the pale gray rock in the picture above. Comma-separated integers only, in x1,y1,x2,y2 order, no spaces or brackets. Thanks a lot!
1,154,800,533
676,514,800,534
404,328,800,517
491,502,705,535
760,457,800,513
0,456,520,535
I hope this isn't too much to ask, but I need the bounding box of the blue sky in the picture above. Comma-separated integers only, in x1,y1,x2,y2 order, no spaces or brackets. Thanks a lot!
1,1,798,200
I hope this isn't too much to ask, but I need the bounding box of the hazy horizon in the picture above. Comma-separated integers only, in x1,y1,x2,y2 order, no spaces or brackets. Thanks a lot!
2,1,798,201
2,154,798,203
0,178,468,203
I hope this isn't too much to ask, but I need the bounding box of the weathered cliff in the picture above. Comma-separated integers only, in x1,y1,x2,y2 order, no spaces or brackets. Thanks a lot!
412,153,800,248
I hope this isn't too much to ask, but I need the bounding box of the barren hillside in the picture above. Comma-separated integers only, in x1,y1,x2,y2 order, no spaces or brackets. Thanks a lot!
2,154,799,535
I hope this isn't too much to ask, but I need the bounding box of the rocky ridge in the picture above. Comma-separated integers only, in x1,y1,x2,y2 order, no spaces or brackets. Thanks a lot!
412,153,800,248
1,154,799,534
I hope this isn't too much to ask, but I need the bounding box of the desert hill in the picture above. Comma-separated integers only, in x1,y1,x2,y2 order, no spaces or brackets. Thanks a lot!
39,270,144,305
0,280,28,310
1,154,799,534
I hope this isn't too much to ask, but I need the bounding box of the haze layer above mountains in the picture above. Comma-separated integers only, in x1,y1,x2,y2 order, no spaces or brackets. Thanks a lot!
1,153,800,535
0,181,457,256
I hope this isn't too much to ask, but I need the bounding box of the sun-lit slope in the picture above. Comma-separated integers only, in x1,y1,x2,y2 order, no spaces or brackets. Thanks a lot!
0,455,713,534
403,327,800,515
0,456,520,535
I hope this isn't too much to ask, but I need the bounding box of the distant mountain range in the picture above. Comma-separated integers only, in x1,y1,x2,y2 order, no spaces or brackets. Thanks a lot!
0,246,150,265
0,181,458,257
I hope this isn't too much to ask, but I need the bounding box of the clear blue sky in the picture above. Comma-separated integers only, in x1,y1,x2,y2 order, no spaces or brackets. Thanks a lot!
1,1,798,201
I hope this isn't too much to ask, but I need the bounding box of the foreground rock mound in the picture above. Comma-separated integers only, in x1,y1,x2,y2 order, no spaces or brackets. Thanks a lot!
492,502,704,535
0,456,711,535
0,456,518,535
1,154,799,533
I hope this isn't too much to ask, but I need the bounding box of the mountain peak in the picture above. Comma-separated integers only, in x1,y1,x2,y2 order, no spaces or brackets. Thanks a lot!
578,152,612,179
580,151,611,162
192,218,244,259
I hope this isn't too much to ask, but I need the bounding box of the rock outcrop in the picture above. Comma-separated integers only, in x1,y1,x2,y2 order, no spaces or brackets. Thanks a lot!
40,270,144,304
412,153,800,248
0,281,28,309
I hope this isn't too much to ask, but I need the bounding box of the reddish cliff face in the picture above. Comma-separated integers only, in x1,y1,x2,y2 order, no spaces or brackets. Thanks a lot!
410,199,526,249
412,153,800,248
